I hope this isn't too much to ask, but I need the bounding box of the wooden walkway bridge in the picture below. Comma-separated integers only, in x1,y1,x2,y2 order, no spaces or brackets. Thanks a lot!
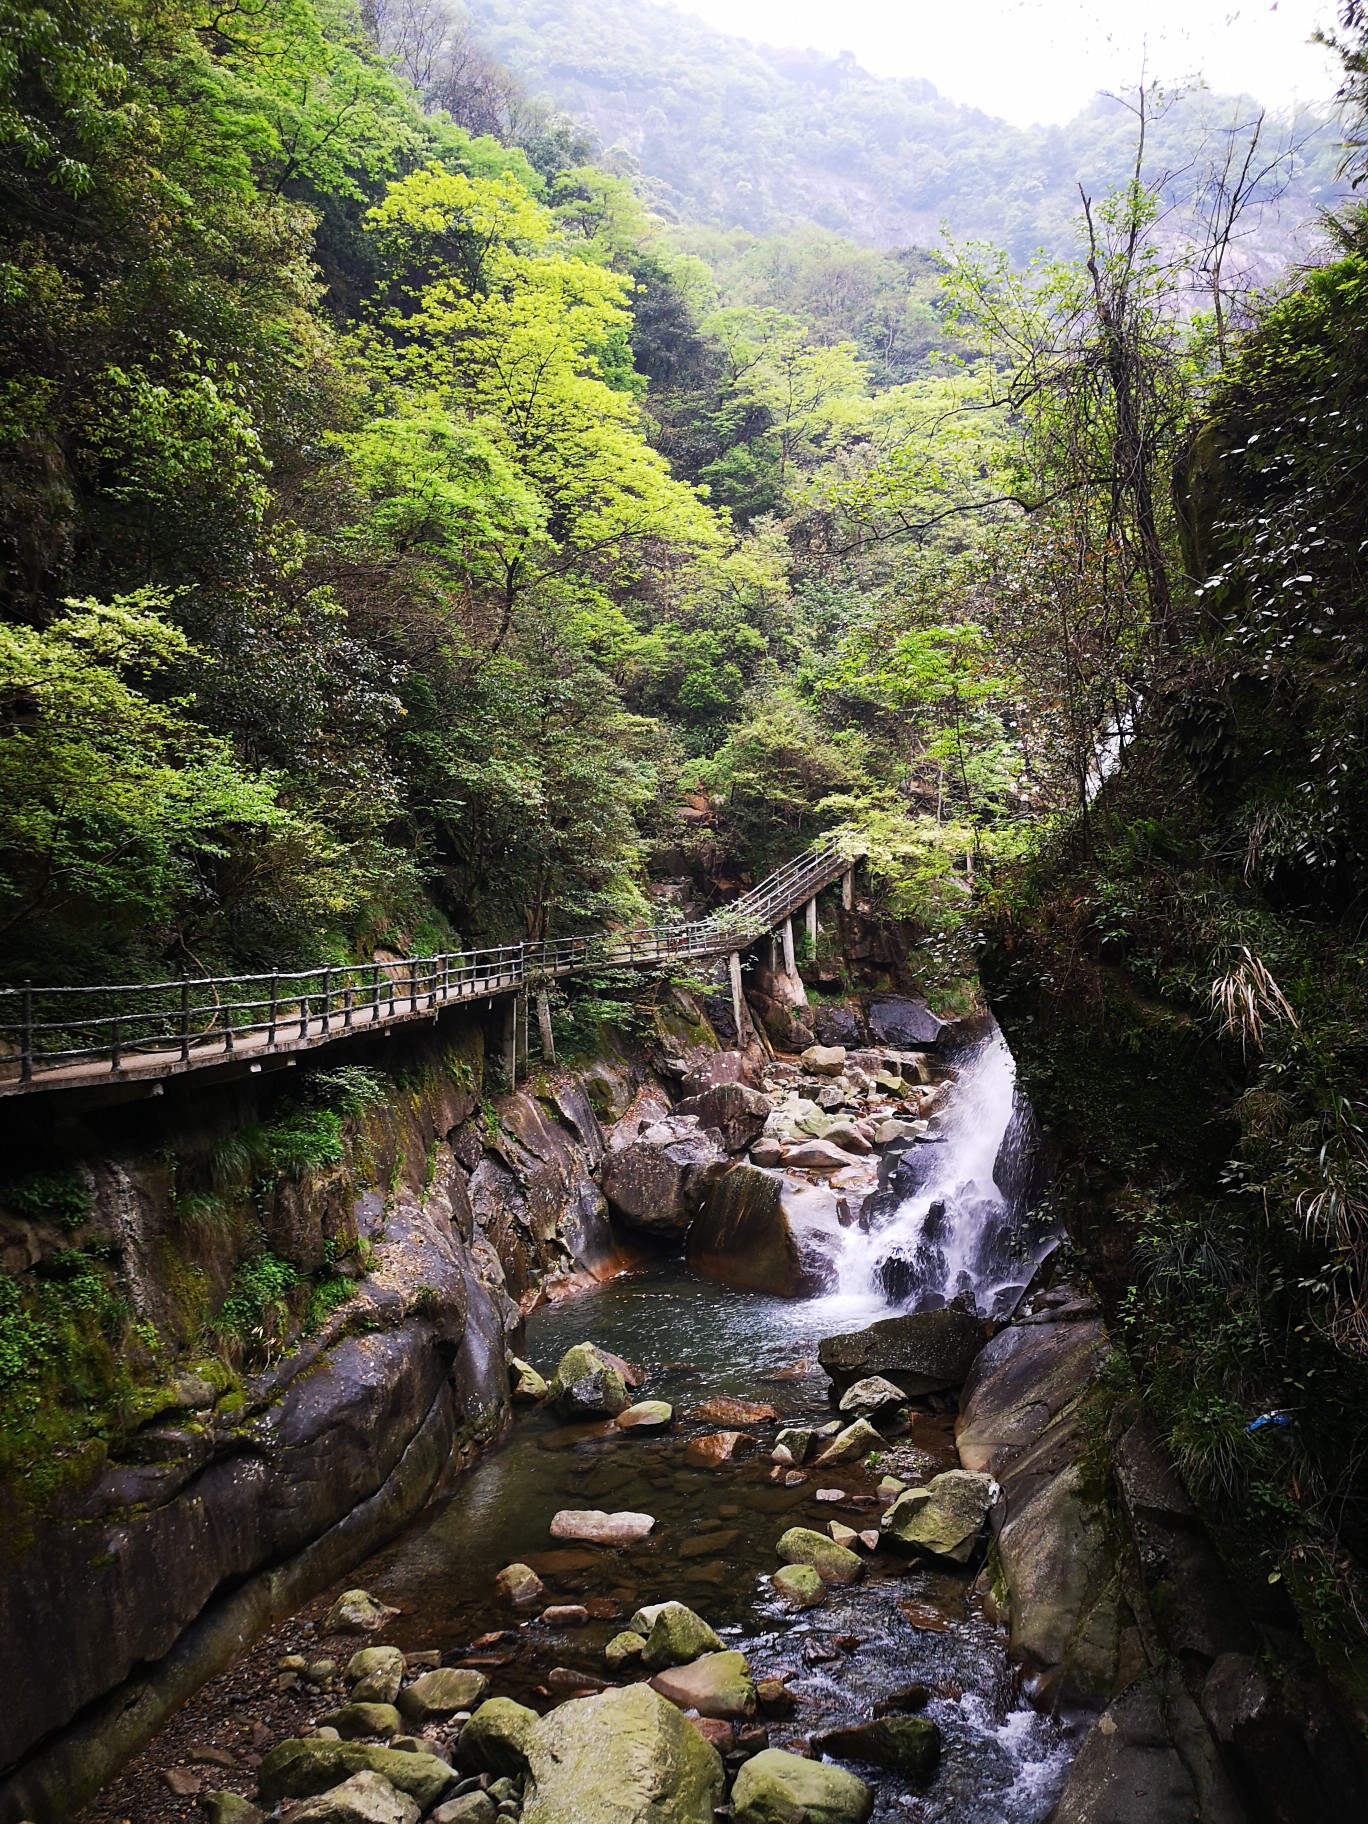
0,834,861,1098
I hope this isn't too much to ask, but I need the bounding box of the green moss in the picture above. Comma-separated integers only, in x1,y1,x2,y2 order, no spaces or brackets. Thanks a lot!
0,1252,137,1542
305,1272,354,1332
153,1236,213,1347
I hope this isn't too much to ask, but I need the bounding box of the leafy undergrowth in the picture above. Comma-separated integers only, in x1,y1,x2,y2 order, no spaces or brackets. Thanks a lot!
989,733,1368,1717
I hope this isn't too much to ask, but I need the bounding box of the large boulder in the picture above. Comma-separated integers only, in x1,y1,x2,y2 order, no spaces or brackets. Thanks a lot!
867,997,943,1048
202,1797,263,1824
880,1469,994,1564
771,1564,825,1609
630,1601,725,1670
616,1400,674,1432
493,1563,545,1609
1051,1670,1247,1824
397,1667,488,1724
510,1357,548,1403
545,1342,630,1419
813,1005,865,1048
323,1702,402,1740
819,1305,986,1395
602,1118,729,1237
956,1313,1107,1491
838,1376,909,1424
687,1165,837,1298
812,1716,941,1776
815,1418,884,1465
956,1306,1124,1702
782,1139,862,1174
674,1083,772,1154
286,1772,420,1824
680,1051,756,1099
325,1590,399,1635
521,1682,724,1824
455,1697,540,1777
258,1741,455,1811
994,1462,1123,1702
650,1650,757,1720
730,1749,873,1824
346,1646,405,1705
775,1527,863,1586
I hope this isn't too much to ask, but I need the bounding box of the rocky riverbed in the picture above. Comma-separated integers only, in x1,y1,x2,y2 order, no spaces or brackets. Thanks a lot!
81,1260,1086,1824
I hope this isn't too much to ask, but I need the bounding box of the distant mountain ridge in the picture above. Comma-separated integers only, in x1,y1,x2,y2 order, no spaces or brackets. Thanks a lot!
465,0,1345,257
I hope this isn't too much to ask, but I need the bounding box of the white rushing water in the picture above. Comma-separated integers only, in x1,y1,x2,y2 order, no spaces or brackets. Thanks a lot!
801,1019,1056,1330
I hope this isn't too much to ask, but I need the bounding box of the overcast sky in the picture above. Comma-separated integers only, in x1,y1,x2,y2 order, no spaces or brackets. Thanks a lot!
677,0,1343,126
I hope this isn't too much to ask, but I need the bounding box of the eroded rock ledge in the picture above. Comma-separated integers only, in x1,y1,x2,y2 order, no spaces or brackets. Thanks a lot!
956,1288,1368,1823
0,1021,651,1823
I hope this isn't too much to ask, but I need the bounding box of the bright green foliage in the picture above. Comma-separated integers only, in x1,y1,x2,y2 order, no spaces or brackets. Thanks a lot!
689,689,870,873
264,1109,346,1179
0,595,347,947
361,163,720,588
705,308,869,487
337,408,547,598
215,1251,301,1353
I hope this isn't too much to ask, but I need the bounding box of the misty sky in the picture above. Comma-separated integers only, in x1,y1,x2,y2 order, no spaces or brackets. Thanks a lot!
678,0,1343,126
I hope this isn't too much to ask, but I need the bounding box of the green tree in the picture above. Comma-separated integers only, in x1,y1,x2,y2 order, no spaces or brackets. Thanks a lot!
0,594,347,954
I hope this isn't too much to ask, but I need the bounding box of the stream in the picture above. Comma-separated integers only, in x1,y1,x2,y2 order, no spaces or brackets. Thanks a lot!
330,1024,1076,1821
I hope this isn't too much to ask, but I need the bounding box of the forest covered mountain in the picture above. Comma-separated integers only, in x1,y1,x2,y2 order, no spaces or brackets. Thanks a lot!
464,0,1346,258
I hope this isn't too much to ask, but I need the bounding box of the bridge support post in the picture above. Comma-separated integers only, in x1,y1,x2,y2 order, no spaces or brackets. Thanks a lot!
537,989,556,1065
781,917,795,977
843,866,854,911
517,991,530,1075
728,951,745,1043
769,932,781,973
805,895,818,950
502,996,517,1086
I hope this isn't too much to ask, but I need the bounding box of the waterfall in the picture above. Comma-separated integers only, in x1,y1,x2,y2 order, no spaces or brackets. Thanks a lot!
832,1018,1056,1319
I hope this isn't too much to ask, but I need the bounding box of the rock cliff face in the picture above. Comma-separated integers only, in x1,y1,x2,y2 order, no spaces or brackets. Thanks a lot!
957,1287,1368,1822
0,1021,650,1823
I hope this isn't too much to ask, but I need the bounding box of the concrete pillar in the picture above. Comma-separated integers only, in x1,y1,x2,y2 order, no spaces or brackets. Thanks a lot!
502,996,517,1085
537,989,556,1064
805,895,818,949
781,917,795,977
843,867,855,911
728,951,745,1041
517,991,530,1071
770,931,781,973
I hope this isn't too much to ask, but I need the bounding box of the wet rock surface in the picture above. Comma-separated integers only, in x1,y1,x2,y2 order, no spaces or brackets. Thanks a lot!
731,1748,874,1823
818,1307,987,1395
672,1083,772,1154
687,1165,836,1298
601,1115,729,1237
522,1682,724,1824
879,1470,995,1564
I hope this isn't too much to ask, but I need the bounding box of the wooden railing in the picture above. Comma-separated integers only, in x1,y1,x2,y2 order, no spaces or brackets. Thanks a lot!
0,832,861,1093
